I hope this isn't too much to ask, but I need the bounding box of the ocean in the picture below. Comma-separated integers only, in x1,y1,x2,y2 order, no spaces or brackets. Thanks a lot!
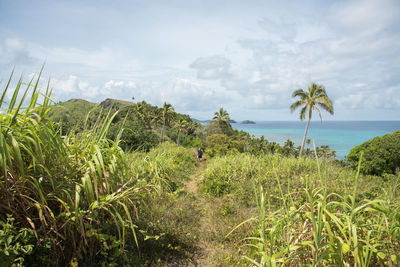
232,121,400,159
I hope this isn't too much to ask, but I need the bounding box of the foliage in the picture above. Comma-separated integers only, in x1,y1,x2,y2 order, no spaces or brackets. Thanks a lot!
181,135,203,148
248,136,281,155
47,99,97,135
225,155,400,266
205,132,335,160
2,68,399,266
0,70,147,265
128,142,197,192
107,120,159,152
205,133,243,157
201,153,389,206
281,139,297,156
0,215,35,267
160,102,175,142
126,142,199,263
48,97,201,151
290,83,334,157
200,108,234,137
202,119,234,136
347,130,400,175
213,107,230,121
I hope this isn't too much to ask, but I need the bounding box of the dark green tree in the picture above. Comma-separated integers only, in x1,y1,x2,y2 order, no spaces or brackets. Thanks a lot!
160,102,174,142
347,130,400,175
175,119,188,145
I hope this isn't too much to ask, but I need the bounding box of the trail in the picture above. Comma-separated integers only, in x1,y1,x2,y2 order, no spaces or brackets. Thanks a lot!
180,160,228,267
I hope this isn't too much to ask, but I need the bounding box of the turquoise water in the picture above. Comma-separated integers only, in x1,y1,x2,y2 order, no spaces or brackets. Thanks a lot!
232,121,400,159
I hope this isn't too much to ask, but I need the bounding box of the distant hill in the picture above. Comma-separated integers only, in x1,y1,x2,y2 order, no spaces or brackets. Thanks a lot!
193,119,237,124
47,98,201,150
100,98,132,109
48,98,135,126
241,120,256,124
47,99,98,131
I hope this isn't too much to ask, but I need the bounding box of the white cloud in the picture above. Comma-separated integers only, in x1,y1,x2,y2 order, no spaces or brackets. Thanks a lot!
336,92,365,110
52,75,79,94
190,55,231,80
0,38,37,66
1,0,399,120
52,76,111,100
332,0,399,35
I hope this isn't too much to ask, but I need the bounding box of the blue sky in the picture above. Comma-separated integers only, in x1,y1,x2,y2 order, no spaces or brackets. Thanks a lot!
0,0,399,120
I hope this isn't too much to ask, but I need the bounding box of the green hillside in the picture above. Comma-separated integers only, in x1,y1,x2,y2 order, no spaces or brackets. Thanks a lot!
47,98,97,132
48,98,202,151
1,72,399,266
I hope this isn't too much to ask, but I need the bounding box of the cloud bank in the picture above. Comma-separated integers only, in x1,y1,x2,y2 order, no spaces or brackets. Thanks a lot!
0,0,399,120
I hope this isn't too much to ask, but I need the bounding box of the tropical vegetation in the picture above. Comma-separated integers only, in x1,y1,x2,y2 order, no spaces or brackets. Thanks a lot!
347,130,400,176
1,70,399,266
290,83,334,157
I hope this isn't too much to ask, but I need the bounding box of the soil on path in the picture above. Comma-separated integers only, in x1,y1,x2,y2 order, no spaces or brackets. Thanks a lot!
179,160,232,267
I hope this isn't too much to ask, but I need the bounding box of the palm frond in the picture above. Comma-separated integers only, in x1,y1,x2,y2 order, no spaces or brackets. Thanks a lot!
300,106,307,121
290,100,304,113
291,89,307,99
317,101,334,115
213,107,230,122
309,83,325,98
313,105,323,122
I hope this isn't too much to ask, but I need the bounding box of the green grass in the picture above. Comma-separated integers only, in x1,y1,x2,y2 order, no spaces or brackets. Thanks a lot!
128,142,197,191
223,153,400,266
1,69,399,266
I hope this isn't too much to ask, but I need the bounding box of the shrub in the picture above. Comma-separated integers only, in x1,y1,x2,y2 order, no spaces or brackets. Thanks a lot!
0,215,35,266
205,133,245,157
347,130,400,175
108,120,159,151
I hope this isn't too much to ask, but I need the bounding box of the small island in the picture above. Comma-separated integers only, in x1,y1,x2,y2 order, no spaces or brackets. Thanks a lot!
241,120,256,124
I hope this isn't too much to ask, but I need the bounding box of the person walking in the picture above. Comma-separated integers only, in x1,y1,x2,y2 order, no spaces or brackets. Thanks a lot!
197,148,204,162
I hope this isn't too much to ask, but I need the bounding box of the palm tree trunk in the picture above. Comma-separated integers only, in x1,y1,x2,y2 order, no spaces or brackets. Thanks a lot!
161,119,165,142
299,118,311,157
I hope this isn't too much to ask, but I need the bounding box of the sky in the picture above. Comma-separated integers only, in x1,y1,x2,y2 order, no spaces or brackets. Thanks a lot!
0,0,399,121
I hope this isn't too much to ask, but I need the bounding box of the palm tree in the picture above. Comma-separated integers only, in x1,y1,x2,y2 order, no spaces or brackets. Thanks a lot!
213,108,230,122
290,83,334,157
134,101,152,129
134,102,144,122
151,114,162,128
175,119,187,145
211,107,233,135
160,102,174,142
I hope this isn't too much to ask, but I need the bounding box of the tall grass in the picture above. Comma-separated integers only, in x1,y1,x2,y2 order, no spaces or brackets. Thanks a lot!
0,70,147,265
128,142,197,192
224,153,400,266
200,153,384,207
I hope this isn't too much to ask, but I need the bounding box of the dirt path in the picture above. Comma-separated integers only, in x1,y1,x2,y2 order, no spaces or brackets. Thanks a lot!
180,160,229,267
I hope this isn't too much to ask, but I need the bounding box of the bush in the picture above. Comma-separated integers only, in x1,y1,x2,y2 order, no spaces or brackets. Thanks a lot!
347,130,400,175
205,133,245,157
108,120,159,151
203,120,234,136
0,215,35,266
181,135,203,148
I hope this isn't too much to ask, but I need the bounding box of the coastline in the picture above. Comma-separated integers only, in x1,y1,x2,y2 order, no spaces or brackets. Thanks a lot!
232,121,400,159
